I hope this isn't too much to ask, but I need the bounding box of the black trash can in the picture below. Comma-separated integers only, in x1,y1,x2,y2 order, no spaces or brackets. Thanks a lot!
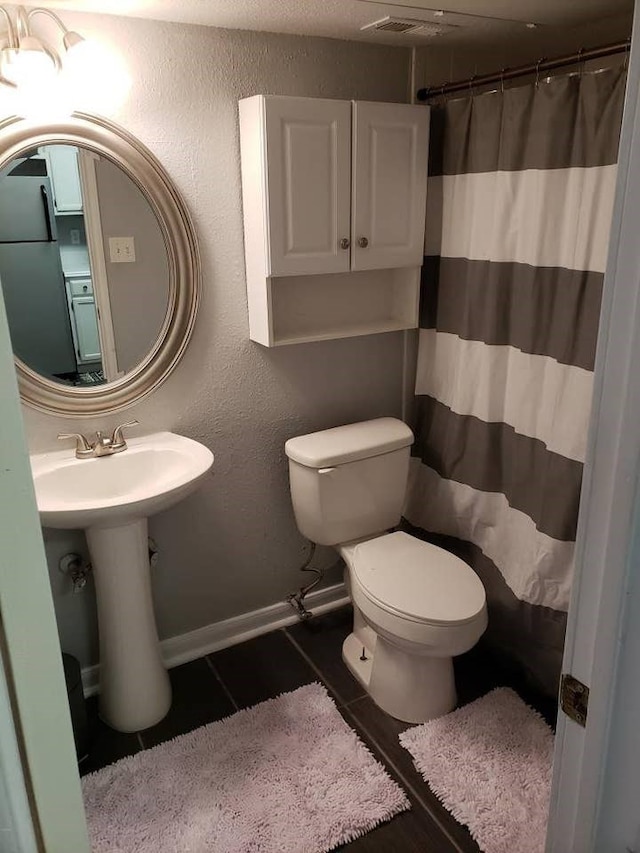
62,653,89,763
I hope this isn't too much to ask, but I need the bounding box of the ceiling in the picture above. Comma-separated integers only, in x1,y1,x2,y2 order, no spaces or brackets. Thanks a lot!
23,0,636,46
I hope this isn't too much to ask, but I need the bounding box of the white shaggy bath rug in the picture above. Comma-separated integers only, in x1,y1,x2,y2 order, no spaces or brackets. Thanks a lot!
399,687,554,853
82,682,409,853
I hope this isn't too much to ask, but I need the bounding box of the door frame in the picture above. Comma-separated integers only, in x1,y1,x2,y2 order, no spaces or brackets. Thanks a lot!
77,149,120,381
546,6,640,850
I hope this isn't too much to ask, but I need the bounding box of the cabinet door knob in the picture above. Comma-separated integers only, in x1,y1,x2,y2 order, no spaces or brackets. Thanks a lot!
339,237,350,250
357,236,369,248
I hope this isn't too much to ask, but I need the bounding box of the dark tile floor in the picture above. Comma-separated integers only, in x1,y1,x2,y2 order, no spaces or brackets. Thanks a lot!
80,605,557,852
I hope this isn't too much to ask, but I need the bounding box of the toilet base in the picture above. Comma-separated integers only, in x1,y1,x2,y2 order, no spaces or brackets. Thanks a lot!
343,629,457,724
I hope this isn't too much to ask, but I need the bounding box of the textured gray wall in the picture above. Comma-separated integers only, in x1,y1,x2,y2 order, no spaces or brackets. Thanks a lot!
17,13,411,666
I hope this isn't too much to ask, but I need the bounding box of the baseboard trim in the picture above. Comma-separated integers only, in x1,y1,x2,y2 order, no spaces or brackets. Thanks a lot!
81,582,349,697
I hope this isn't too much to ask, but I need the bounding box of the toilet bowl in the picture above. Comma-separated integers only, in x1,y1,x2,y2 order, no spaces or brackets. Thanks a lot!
285,417,488,724
339,531,487,723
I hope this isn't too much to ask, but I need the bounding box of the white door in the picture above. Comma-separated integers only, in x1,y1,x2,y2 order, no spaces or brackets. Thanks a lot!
264,96,352,276
0,285,90,851
45,145,83,214
0,651,38,853
545,5,640,849
351,101,429,271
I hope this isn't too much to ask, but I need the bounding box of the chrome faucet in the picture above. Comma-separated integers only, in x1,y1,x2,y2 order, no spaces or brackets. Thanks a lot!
58,421,139,459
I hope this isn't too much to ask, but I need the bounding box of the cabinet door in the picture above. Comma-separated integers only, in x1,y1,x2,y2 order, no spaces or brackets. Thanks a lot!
46,146,83,214
351,102,429,271
264,97,352,276
71,295,101,363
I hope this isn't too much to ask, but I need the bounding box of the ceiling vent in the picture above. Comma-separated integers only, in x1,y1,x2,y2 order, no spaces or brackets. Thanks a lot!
360,16,457,37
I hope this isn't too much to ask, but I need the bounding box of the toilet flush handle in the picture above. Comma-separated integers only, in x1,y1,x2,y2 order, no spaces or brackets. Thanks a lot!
318,467,336,475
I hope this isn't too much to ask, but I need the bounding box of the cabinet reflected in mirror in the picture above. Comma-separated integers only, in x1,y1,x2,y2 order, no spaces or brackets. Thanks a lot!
0,144,170,387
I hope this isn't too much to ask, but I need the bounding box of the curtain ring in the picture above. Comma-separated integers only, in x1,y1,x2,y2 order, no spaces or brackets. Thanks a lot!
577,47,585,76
468,74,476,99
535,58,545,88
624,38,631,70
440,81,447,104
500,68,507,94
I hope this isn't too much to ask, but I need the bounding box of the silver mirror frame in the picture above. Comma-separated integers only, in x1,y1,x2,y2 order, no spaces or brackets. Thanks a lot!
0,112,200,417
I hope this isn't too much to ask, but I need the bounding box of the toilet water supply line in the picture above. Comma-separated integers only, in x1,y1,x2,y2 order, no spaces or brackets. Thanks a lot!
287,542,321,620
286,544,348,620
287,542,344,621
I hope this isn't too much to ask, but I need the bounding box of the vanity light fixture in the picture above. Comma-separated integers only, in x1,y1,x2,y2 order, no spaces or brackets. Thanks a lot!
0,6,129,118
0,7,84,88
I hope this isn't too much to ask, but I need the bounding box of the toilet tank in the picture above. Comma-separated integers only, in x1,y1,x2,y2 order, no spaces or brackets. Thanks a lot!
285,418,414,546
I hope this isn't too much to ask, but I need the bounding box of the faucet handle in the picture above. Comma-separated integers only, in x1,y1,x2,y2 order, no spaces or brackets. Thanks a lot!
110,420,139,449
57,433,94,458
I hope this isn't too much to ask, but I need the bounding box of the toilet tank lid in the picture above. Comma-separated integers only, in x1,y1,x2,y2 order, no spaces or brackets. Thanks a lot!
285,418,414,468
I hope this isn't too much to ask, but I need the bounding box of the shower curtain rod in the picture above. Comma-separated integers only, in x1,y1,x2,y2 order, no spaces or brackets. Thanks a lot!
416,39,630,101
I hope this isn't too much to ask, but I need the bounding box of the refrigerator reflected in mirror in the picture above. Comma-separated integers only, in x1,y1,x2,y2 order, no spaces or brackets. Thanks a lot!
0,147,104,386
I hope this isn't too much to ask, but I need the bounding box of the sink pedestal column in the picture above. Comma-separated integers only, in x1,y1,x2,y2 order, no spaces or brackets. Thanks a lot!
86,518,171,732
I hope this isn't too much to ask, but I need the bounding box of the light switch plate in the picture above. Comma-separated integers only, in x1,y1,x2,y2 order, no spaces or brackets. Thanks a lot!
109,236,136,263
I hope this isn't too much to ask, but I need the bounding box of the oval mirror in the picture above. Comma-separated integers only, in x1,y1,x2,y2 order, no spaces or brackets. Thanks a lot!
0,113,200,416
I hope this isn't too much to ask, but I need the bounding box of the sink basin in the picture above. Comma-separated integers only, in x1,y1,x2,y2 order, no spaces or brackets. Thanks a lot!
30,431,214,733
31,431,213,529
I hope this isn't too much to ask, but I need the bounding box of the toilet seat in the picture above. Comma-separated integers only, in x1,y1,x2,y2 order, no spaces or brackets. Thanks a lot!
351,531,486,627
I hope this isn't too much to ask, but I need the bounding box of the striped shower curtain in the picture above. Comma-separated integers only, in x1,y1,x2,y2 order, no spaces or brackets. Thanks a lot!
404,67,626,695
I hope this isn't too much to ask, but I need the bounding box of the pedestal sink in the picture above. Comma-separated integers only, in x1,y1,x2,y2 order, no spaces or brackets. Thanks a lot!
30,432,214,733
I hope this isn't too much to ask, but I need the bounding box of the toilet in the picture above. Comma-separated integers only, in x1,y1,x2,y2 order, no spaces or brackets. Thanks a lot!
285,417,488,724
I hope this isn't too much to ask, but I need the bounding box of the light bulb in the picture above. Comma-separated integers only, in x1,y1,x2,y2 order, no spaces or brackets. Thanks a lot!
0,77,18,117
1,39,56,88
62,37,131,116
0,42,72,121
15,74,74,121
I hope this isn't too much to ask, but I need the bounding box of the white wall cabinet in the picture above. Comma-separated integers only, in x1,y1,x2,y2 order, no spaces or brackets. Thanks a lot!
351,101,429,271
239,95,429,347
264,97,352,277
44,145,83,214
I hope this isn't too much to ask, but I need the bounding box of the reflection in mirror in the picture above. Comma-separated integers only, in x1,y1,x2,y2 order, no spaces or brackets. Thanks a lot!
0,144,170,387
